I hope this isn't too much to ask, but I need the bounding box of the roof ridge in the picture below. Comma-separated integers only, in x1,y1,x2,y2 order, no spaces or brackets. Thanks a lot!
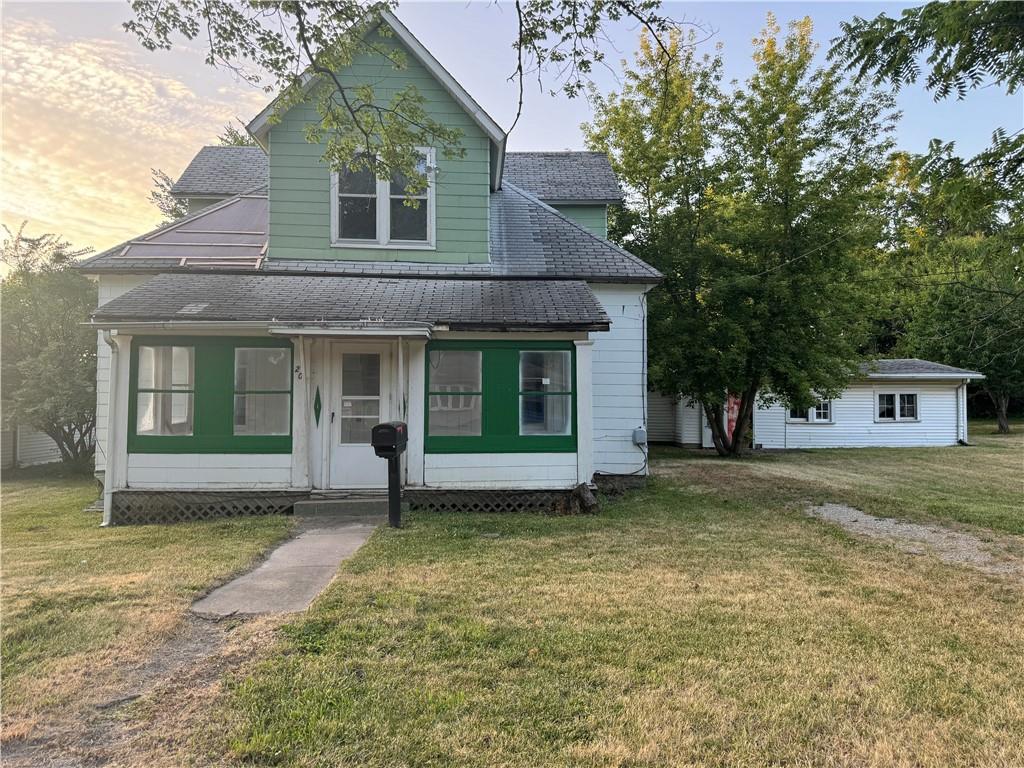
501,181,661,280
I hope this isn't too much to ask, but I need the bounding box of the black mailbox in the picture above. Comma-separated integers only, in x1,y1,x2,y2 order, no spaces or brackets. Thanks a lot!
372,421,407,528
371,421,407,459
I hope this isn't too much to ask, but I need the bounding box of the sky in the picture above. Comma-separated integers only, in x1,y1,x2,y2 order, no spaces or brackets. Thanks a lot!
2,0,1021,254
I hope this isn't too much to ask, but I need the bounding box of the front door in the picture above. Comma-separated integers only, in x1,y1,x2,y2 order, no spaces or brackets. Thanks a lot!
329,343,391,488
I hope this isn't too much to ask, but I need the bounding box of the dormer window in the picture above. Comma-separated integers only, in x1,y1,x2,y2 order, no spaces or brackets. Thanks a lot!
330,148,435,249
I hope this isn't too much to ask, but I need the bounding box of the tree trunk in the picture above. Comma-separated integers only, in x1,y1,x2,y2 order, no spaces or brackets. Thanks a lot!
701,401,731,457
989,391,1011,434
726,385,758,456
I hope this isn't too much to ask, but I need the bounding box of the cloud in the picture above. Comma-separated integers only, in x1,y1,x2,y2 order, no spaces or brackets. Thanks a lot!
1,16,268,252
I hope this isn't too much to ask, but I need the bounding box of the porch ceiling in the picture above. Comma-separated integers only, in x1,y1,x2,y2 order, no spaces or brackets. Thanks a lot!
90,273,612,332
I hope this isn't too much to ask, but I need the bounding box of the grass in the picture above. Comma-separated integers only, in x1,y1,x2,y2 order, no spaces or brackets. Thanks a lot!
0,464,291,736
216,421,1024,767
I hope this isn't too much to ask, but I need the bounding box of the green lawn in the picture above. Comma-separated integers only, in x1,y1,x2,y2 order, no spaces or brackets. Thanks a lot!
215,423,1024,767
0,465,291,739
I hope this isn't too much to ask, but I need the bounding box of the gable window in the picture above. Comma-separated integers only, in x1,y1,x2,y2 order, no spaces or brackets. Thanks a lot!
876,392,918,422
788,400,831,423
129,337,292,453
425,342,576,453
331,149,435,248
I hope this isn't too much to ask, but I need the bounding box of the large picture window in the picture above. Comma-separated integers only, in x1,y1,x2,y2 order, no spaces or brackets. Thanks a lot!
331,149,435,248
129,337,292,453
425,342,576,453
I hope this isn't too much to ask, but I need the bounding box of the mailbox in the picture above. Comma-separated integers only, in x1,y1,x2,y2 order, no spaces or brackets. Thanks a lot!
372,421,407,528
371,421,407,459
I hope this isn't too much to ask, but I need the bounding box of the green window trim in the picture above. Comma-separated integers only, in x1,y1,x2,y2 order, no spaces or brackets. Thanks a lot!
425,340,577,454
128,336,293,454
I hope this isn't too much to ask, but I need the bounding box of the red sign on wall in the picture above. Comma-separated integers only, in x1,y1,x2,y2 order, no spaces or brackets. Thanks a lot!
726,394,741,440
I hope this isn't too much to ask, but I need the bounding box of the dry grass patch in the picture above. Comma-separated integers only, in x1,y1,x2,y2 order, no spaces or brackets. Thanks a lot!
0,465,291,742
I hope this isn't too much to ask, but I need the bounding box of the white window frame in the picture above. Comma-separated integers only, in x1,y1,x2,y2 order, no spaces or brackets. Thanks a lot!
786,400,832,424
330,147,436,250
874,390,920,423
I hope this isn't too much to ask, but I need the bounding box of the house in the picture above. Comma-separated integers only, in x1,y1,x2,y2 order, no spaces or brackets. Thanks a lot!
648,359,984,450
78,12,661,525
1,425,62,469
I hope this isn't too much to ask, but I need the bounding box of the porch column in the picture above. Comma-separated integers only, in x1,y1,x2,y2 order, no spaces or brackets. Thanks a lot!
291,336,312,489
574,339,594,485
406,339,426,486
102,332,132,526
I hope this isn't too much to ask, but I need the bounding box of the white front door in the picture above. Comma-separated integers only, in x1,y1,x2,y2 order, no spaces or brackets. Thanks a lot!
329,343,392,488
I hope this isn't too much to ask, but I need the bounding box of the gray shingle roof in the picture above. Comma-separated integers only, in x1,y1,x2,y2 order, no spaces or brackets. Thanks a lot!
169,146,268,197
860,359,984,379
78,185,660,283
503,151,622,203
91,273,611,331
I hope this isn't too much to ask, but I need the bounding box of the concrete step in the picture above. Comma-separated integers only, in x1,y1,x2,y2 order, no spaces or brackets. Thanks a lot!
293,497,408,521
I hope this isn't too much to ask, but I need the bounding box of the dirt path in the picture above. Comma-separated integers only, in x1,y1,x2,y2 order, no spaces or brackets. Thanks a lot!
808,503,1024,580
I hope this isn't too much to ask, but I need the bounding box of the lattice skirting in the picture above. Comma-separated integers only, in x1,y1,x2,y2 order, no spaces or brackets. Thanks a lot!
405,486,597,515
110,490,309,526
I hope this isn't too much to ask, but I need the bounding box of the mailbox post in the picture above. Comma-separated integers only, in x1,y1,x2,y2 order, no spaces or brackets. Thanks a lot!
371,421,407,528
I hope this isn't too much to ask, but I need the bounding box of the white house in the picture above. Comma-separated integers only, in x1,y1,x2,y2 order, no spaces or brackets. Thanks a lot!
649,359,984,450
78,12,660,525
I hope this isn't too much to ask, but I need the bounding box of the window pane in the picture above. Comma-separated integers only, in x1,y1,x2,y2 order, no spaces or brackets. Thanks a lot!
235,348,290,391
878,393,895,419
900,393,917,419
429,350,481,392
341,399,379,418
138,346,193,390
815,401,831,421
389,199,428,241
338,164,376,195
338,197,377,240
340,417,376,444
342,353,380,397
389,154,428,195
789,407,808,421
520,351,571,393
520,394,571,435
429,394,482,436
233,393,290,435
137,392,193,435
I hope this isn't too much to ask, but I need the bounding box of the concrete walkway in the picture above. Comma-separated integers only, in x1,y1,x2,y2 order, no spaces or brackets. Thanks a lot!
192,514,382,616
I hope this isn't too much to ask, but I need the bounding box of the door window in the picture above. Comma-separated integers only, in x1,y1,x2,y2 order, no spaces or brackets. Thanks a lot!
339,353,380,444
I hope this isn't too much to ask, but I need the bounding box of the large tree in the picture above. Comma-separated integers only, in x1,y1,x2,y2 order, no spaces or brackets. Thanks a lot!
1,224,98,464
891,142,1024,433
588,16,895,455
125,0,687,188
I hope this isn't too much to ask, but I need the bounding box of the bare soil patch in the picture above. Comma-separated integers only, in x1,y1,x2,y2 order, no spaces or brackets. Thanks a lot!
808,503,1024,579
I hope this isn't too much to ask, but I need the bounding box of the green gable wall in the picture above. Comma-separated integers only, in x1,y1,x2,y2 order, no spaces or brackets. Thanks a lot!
267,31,491,264
552,204,608,239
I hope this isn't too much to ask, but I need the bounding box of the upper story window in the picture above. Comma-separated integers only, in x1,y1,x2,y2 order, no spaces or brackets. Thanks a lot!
331,149,435,249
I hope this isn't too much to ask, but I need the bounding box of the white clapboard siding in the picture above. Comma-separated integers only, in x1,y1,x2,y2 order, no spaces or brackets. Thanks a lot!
424,453,578,489
126,454,293,489
95,275,150,474
589,284,649,474
647,393,678,442
753,381,963,449
678,399,703,446
1,427,62,468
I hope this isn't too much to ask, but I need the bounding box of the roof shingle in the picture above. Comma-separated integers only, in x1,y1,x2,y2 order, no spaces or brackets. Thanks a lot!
860,359,983,378
503,151,622,203
91,273,611,331
169,146,268,197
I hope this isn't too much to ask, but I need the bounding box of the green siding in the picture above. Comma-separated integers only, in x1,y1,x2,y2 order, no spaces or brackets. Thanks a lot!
267,31,491,264
552,204,608,238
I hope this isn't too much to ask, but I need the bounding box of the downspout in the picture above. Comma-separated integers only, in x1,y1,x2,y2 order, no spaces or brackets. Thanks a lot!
101,330,119,527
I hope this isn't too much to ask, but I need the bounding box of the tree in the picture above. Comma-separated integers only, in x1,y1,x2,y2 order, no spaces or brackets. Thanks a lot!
1,224,98,464
124,1,687,187
587,16,895,455
149,168,189,222
217,120,257,147
891,142,1024,433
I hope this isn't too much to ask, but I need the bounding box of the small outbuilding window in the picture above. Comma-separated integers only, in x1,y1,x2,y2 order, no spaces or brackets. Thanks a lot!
788,400,831,423
331,149,435,248
876,392,918,422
